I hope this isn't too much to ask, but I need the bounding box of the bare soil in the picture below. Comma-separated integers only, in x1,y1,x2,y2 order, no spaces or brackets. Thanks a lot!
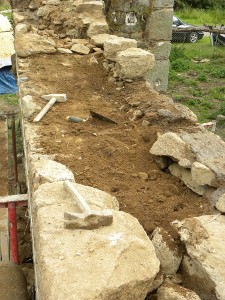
24,53,211,238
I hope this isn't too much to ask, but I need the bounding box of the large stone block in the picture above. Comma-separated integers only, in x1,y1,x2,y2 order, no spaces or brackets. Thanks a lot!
169,163,206,195
87,21,109,37
145,59,169,92
176,215,225,300
152,227,182,275
180,131,225,187
115,47,155,79
104,36,137,61
30,159,75,191
153,0,174,8
15,32,56,57
91,33,117,47
148,41,171,60
146,9,173,41
32,182,160,299
191,162,215,186
150,132,193,163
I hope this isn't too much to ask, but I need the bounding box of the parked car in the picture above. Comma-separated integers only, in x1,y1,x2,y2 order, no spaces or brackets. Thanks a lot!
172,16,204,43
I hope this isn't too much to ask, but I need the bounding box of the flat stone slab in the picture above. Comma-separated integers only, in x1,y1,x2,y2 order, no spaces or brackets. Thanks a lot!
32,182,160,299
175,215,225,300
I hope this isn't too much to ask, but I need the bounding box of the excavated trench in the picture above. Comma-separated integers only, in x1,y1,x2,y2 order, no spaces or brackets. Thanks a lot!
8,0,223,298
24,53,211,238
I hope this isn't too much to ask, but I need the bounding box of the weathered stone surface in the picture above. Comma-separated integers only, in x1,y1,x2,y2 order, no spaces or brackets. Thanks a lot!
32,183,160,299
145,59,170,92
169,163,206,195
148,271,164,293
157,104,197,123
57,48,73,54
15,23,28,34
152,227,182,275
33,181,119,212
104,37,137,61
114,48,155,80
180,132,225,187
216,194,225,213
21,95,41,119
87,21,109,37
150,132,193,163
76,1,104,14
209,187,225,208
181,255,217,300
158,283,201,300
176,215,225,300
90,34,116,47
153,0,175,8
13,11,26,25
71,44,90,54
174,104,198,123
191,162,215,186
148,41,171,60
15,32,56,57
30,159,75,191
146,9,173,41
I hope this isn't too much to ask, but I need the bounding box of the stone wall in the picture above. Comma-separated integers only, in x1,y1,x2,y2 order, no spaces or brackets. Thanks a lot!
104,0,174,92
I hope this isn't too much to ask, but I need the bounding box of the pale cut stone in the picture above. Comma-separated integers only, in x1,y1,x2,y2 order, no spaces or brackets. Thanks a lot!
150,132,193,163
57,48,73,54
71,44,90,55
15,32,56,57
32,183,160,299
191,161,215,186
33,181,119,212
30,159,75,191
13,12,26,25
15,23,28,34
148,271,164,293
104,37,137,61
158,283,201,300
115,48,155,80
176,215,225,300
22,95,41,118
216,194,225,213
180,131,225,187
169,163,206,195
152,227,182,275
87,21,109,37
90,34,116,47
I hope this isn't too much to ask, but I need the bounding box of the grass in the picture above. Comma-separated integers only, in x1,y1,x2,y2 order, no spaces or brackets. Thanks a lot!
168,35,225,139
0,94,19,106
175,8,225,26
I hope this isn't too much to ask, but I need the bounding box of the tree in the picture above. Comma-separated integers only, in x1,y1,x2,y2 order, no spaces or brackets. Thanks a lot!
174,0,225,9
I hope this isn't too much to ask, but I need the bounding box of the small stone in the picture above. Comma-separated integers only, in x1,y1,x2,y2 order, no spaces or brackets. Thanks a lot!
57,48,73,54
108,77,116,83
215,194,225,213
142,120,150,127
71,44,90,55
89,56,98,65
138,172,148,181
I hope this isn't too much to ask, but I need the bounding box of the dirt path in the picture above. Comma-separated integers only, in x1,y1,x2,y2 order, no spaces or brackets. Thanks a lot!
25,53,211,237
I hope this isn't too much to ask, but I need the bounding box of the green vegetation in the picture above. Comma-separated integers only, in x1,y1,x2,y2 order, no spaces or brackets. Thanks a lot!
0,94,19,107
175,7,225,26
168,36,225,139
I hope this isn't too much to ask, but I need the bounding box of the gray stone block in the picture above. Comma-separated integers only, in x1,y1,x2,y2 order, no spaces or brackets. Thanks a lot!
146,9,173,41
148,41,171,60
145,59,169,92
153,0,174,8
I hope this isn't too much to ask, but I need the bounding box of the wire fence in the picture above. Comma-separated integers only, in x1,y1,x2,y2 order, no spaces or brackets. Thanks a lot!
172,26,225,55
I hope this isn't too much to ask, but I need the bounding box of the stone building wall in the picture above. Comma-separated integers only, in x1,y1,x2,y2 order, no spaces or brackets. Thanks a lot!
103,0,174,92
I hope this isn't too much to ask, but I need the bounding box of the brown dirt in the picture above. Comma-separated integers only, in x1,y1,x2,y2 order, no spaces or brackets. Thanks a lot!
25,53,211,238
